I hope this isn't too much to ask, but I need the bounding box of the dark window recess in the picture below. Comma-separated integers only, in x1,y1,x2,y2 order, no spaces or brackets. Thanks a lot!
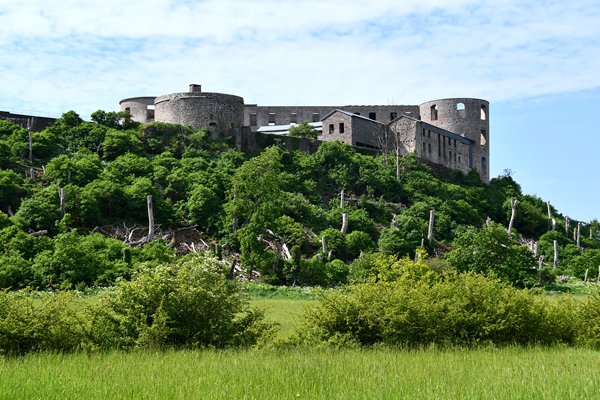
428,143,432,153
422,128,426,136
481,157,487,174
458,155,461,163
209,122,217,128
355,142,379,150
250,113,257,126
454,139,457,147
454,152,457,162
268,113,276,125
449,150,452,161
390,112,397,121
339,123,345,133
368,112,376,120
329,124,334,134
290,113,298,123
480,129,487,146
422,142,426,153
428,130,431,138
431,105,438,121
312,113,320,122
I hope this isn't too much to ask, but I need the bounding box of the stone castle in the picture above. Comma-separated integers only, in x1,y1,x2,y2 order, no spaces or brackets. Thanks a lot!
120,85,490,182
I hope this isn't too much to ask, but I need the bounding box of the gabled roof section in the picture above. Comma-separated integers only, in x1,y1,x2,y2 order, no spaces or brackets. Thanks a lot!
388,114,474,145
322,109,386,125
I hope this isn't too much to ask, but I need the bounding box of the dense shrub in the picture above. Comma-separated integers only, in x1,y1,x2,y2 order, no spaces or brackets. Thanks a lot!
295,271,581,348
0,291,86,355
91,254,275,349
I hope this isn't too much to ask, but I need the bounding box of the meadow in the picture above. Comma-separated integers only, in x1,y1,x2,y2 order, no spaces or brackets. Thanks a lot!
0,293,599,399
1,336,599,399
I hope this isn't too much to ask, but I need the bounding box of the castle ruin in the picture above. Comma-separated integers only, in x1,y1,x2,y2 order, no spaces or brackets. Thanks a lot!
120,85,489,182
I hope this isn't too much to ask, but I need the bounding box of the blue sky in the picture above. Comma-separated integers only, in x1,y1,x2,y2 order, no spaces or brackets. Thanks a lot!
0,0,599,221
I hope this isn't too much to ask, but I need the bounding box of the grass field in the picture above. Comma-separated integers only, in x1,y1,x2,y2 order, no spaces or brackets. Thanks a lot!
1,294,598,399
1,346,599,399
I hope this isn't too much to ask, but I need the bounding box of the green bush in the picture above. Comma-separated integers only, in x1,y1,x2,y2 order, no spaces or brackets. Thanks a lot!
0,291,87,355
91,254,275,349
295,271,580,347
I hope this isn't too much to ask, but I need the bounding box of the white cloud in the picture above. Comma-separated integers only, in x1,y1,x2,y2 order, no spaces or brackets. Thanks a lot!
0,0,599,117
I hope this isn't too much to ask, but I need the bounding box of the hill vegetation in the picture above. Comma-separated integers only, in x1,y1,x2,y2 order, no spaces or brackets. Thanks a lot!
0,111,598,291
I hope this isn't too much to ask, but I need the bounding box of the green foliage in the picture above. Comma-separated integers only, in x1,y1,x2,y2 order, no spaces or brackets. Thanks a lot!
446,222,537,287
101,130,143,160
288,121,318,140
30,231,133,289
93,254,274,349
295,272,581,347
0,291,87,354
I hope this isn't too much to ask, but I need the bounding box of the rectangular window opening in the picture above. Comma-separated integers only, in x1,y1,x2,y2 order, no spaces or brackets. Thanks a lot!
368,112,376,120
339,123,345,133
250,113,257,127
268,113,276,125
329,124,334,134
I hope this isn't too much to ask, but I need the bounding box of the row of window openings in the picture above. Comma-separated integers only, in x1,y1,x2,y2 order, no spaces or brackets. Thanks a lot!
422,127,488,146
250,111,401,127
430,104,487,121
422,142,461,164
328,123,345,134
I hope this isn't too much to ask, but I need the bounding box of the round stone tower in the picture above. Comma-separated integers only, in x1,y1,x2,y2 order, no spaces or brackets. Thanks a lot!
419,98,489,182
119,96,157,124
154,84,244,139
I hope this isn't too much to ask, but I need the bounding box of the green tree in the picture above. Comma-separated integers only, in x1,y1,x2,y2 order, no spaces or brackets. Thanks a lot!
446,222,537,287
288,120,318,140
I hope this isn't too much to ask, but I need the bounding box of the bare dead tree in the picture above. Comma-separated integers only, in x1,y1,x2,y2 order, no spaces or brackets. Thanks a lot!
59,187,66,217
147,195,155,242
565,216,570,237
507,198,518,237
341,212,348,234
553,240,558,269
577,222,581,249
538,255,545,269
427,209,435,242
546,201,552,220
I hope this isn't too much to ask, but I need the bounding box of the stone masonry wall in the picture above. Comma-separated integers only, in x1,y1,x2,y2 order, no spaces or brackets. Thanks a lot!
119,96,156,124
155,92,244,139
419,98,489,182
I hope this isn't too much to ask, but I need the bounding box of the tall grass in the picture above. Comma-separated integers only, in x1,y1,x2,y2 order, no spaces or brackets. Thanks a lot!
1,347,598,399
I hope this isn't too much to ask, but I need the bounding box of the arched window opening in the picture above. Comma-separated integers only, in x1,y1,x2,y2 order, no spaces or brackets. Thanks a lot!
481,157,487,174
480,105,487,120
457,102,465,118
480,129,487,146
430,105,438,121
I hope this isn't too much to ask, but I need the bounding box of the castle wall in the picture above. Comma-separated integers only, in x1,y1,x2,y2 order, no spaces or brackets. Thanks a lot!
0,111,55,131
119,97,156,124
419,98,489,182
244,104,420,132
154,91,244,139
320,112,354,145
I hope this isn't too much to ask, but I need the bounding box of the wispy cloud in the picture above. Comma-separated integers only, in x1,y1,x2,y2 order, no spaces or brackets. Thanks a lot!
0,0,599,117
